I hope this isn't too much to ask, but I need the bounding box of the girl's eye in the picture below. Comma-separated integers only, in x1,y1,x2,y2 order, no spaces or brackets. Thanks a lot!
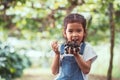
77,29,82,32
68,30,73,33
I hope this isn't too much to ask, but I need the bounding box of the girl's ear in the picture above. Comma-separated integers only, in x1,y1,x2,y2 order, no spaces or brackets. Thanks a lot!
62,30,66,38
83,29,87,41
85,28,87,37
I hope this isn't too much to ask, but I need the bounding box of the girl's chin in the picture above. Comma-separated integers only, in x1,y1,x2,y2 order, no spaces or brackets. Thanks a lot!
67,40,81,44
75,40,82,44
77,41,81,45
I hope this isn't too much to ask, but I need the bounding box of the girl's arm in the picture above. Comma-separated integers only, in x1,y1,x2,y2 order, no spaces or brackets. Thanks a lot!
51,53,60,75
51,41,60,75
74,53,92,74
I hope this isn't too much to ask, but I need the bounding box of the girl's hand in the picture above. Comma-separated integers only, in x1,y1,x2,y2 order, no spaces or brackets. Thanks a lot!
51,41,59,54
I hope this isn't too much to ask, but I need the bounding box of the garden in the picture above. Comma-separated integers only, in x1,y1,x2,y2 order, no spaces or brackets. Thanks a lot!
0,0,120,80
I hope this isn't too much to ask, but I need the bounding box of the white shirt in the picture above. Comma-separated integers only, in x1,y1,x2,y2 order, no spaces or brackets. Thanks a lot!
81,42,97,80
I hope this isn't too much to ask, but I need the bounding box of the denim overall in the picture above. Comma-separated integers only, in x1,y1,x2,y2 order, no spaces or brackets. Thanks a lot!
56,42,86,80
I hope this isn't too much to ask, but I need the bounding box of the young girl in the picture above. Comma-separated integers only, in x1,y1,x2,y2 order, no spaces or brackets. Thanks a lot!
51,13,97,80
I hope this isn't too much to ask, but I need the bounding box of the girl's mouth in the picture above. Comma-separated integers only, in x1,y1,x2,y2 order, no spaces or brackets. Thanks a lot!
71,39,81,45
72,37,78,41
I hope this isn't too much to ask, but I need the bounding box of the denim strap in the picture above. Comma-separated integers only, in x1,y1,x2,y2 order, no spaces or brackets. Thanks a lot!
80,42,86,55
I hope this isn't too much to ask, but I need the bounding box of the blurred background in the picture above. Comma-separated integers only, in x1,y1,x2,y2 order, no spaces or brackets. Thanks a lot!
0,0,120,80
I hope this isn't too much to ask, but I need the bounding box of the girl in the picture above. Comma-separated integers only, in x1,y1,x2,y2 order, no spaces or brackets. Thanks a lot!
51,13,97,80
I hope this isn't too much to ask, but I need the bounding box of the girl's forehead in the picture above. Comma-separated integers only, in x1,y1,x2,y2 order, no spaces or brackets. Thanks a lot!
67,23,83,28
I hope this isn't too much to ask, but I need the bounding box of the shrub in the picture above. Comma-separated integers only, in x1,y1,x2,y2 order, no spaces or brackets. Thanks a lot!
0,42,31,80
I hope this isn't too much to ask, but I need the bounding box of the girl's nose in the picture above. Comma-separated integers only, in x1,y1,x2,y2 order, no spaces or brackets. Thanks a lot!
72,32,78,37
72,37,78,41
72,32,78,41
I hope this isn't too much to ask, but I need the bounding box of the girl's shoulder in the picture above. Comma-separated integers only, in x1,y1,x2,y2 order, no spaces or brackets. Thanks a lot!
84,42,93,49
83,42,97,62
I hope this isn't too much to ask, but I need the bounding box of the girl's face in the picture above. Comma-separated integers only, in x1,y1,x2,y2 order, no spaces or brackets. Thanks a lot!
64,22,85,44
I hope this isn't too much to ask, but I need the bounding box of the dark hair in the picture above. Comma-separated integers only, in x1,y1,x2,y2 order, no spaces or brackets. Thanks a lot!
64,13,86,31
63,13,87,42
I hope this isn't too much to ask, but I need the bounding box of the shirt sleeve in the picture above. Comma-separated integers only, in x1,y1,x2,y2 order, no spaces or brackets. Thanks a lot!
83,42,97,63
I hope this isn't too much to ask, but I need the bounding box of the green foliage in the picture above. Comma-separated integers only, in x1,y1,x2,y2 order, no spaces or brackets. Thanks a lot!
0,42,31,80
0,0,26,12
0,0,119,46
0,19,7,29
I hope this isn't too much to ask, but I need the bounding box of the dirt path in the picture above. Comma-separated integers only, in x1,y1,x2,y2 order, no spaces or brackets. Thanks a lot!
89,74,120,80
15,74,120,80
14,68,120,80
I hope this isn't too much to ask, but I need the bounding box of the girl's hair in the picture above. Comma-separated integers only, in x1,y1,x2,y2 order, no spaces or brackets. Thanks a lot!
63,13,87,42
64,13,86,31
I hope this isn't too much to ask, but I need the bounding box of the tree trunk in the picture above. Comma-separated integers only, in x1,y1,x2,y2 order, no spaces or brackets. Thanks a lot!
107,2,115,80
